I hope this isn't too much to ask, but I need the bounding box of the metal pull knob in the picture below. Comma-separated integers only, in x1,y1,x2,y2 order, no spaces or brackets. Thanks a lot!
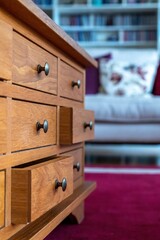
36,120,48,133
37,62,50,76
73,162,80,172
84,121,93,130
72,80,81,89
55,178,67,192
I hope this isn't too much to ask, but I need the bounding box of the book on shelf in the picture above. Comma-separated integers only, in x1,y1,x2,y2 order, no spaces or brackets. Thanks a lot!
60,14,89,26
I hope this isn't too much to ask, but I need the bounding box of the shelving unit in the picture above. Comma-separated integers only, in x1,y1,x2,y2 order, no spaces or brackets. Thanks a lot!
34,0,160,52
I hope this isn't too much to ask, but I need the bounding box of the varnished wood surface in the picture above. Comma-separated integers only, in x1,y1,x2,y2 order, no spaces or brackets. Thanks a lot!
61,148,83,181
59,107,72,145
73,108,95,143
13,32,58,95
69,202,84,224
0,171,5,229
59,60,84,102
11,100,57,152
0,20,12,81
0,143,83,171
60,107,95,144
0,1,96,238
11,170,30,224
8,181,96,240
11,156,73,224
0,81,83,109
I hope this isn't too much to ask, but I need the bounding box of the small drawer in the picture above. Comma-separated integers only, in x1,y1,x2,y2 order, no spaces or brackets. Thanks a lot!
60,107,94,144
59,60,84,102
73,148,83,181
0,98,7,154
61,148,83,181
11,100,57,152
11,156,73,224
13,32,58,95
0,171,5,229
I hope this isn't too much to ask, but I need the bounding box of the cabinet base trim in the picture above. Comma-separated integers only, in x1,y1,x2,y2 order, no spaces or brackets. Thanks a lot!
4,181,96,240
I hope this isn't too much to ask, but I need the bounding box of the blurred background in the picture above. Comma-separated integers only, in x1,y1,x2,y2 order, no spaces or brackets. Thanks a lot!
34,0,160,166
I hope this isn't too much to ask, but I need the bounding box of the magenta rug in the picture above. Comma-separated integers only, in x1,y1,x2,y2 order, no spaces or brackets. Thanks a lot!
45,167,160,240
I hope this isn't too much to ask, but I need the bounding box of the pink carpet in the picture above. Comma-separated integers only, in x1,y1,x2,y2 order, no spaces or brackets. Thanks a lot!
45,167,160,240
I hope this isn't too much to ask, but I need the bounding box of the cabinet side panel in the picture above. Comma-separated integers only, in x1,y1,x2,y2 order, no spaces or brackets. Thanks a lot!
11,170,30,224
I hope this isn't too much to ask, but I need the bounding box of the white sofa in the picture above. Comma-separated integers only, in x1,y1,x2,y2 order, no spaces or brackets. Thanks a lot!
85,50,160,161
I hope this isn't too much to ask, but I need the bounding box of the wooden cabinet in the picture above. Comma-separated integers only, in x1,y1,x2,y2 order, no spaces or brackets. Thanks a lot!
0,0,97,239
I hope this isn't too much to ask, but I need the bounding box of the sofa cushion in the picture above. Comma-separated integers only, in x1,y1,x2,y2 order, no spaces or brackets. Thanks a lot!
85,94,160,123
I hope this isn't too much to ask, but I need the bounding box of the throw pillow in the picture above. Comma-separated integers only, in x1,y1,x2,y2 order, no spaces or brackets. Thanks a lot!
99,58,157,96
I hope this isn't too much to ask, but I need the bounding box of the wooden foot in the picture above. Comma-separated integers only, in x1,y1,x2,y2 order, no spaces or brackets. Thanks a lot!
66,202,84,224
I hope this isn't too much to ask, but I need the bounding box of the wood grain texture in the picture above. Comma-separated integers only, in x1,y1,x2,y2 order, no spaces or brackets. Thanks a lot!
0,98,7,154
0,20,12,81
0,171,5,229
59,107,72,145
0,81,83,109
59,60,84,102
11,156,73,224
60,107,94,144
61,148,83,181
9,182,96,240
11,170,30,224
73,108,94,143
0,143,83,171
69,202,84,224
5,168,11,227
11,100,57,152
0,1,96,238
13,32,58,95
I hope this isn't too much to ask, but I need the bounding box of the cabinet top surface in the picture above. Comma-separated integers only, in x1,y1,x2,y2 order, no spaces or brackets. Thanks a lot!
1,0,97,68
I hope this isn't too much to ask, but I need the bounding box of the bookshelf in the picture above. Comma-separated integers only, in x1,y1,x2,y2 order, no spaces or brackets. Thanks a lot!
34,0,160,51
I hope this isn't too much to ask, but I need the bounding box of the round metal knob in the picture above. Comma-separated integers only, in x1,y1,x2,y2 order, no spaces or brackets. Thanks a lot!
72,80,81,89
37,62,50,76
36,120,48,133
55,178,67,192
84,121,93,130
73,162,80,172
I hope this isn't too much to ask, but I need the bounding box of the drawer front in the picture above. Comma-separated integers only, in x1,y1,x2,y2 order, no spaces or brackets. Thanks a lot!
0,98,7,154
60,107,94,144
11,156,73,224
59,60,84,102
61,148,83,181
13,32,58,94
11,100,57,152
0,171,5,229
